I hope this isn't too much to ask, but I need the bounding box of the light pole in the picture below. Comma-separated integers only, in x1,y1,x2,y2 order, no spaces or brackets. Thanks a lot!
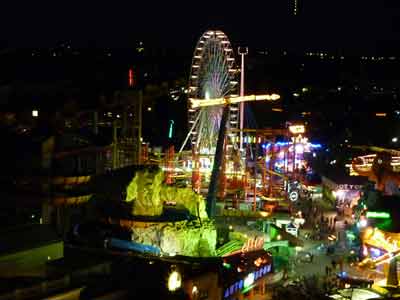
238,47,248,153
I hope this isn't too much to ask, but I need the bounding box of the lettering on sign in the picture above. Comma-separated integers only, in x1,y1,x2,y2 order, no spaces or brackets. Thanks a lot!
241,237,265,253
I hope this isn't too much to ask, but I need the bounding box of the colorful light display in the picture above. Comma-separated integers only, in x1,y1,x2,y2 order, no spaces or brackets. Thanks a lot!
366,211,391,219
223,264,272,298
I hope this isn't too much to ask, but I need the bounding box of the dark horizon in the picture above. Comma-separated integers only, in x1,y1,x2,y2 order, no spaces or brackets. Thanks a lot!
1,1,400,54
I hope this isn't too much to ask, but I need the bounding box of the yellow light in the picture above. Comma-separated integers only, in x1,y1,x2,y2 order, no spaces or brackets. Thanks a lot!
192,286,198,295
272,108,283,112
168,270,182,291
289,125,305,134
190,94,280,108
375,113,387,117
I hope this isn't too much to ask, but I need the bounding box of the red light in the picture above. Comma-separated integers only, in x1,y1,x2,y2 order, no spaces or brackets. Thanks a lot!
128,68,134,87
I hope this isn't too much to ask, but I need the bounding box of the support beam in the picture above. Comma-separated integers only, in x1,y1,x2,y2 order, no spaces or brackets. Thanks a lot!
206,106,230,218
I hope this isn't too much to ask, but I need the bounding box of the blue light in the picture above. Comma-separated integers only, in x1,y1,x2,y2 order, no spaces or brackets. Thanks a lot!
224,289,229,298
370,247,382,258
311,143,322,148
262,143,271,149
238,279,243,289
276,141,290,146
339,271,347,278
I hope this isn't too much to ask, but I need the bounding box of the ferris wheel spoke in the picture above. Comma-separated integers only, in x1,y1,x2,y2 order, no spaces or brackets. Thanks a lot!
188,30,238,153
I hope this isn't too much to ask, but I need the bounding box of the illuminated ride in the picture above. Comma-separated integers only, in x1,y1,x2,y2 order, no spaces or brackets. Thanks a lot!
349,150,400,194
187,30,239,156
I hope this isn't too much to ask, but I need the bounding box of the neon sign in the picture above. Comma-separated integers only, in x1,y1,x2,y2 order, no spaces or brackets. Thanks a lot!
366,211,390,219
289,125,305,134
223,265,271,298
241,237,264,253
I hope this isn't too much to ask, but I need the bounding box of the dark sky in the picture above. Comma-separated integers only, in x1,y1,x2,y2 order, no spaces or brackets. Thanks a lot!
1,1,400,53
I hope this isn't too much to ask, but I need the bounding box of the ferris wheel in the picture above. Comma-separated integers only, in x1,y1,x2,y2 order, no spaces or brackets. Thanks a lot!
187,30,239,155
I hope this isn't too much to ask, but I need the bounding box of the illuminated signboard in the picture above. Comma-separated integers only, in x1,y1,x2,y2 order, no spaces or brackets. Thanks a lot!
241,237,264,253
289,125,305,134
366,211,390,219
223,264,272,298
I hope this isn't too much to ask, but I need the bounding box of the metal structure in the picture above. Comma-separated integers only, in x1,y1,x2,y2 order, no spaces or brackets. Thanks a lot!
202,95,280,217
187,30,239,155
238,46,248,152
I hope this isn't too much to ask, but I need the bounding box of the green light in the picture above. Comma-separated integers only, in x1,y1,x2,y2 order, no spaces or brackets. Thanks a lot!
366,211,390,219
223,262,231,269
168,120,174,139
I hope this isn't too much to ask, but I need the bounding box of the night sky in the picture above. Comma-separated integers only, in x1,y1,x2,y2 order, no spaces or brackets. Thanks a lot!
1,1,400,52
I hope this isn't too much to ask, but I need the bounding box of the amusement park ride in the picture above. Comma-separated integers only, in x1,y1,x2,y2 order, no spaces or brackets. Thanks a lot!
157,30,319,217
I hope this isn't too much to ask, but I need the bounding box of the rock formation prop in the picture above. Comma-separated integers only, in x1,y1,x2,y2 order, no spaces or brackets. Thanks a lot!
125,169,207,219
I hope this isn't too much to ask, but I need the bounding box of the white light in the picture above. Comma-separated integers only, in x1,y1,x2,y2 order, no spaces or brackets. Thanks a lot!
295,144,304,154
392,137,398,143
244,272,255,288
192,286,198,295
32,110,39,117
358,219,368,228
333,189,345,198
167,270,182,291
147,107,152,112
